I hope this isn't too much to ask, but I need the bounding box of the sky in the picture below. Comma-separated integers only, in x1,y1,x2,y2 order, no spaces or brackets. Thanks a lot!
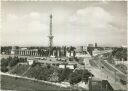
1,1,127,47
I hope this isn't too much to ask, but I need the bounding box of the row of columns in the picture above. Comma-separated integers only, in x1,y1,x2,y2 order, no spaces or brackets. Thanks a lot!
17,50,38,56
66,51,76,58
52,50,76,58
17,50,75,57
51,48,67,57
17,49,62,57
14,47,75,57
51,49,62,57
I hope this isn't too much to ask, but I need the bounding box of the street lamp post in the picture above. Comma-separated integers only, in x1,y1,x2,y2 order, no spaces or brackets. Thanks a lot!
101,66,104,80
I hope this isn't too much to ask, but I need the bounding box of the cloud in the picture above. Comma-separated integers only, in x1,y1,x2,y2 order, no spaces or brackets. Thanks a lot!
70,7,114,30
2,12,49,46
68,7,126,46
30,12,40,18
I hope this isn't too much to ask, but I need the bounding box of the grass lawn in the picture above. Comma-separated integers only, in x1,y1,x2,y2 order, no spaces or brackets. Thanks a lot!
1,75,72,91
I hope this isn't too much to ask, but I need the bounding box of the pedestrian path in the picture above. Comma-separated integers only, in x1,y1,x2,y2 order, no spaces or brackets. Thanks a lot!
22,66,31,76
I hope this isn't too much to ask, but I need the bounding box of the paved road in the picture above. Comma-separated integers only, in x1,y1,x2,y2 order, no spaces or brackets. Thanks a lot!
94,56,127,80
91,53,127,90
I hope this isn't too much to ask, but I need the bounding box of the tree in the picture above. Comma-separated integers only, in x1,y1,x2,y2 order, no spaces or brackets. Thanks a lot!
8,57,19,67
57,68,73,82
1,66,8,72
38,49,45,56
1,58,9,72
112,47,127,61
1,58,9,67
69,72,82,85
26,64,54,81
1,46,12,54
69,69,94,85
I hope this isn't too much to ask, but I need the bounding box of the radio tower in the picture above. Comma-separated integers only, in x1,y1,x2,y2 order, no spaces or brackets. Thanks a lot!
48,14,54,56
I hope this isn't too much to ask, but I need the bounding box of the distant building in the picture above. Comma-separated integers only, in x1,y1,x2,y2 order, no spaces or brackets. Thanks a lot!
58,63,76,69
83,46,88,52
93,49,102,56
66,64,74,69
20,47,28,50
95,43,97,48
75,46,83,53
27,58,34,65
76,52,91,58
1,46,12,54
59,64,65,69
88,44,94,47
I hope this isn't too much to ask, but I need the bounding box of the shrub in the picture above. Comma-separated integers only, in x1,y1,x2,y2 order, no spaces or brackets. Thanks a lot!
7,56,19,67
112,48,127,61
69,69,94,85
1,56,27,73
26,64,54,81
69,72,82,85
1,66,8,72
57,68,73,82
1,58,9,67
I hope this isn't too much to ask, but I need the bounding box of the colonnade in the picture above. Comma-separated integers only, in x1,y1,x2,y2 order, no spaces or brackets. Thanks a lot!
17,50,38,56
14,47,75,57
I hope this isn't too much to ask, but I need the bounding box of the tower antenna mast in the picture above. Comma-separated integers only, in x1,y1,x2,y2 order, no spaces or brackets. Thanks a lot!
48,14,54,56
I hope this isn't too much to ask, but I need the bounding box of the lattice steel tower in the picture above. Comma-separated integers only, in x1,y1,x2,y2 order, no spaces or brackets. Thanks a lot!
48,14,54,55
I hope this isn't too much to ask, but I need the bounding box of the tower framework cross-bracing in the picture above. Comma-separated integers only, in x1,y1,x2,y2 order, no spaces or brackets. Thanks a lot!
48,14,54,56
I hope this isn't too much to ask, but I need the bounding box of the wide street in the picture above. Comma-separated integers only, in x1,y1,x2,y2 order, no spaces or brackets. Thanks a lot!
86,52,127,90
